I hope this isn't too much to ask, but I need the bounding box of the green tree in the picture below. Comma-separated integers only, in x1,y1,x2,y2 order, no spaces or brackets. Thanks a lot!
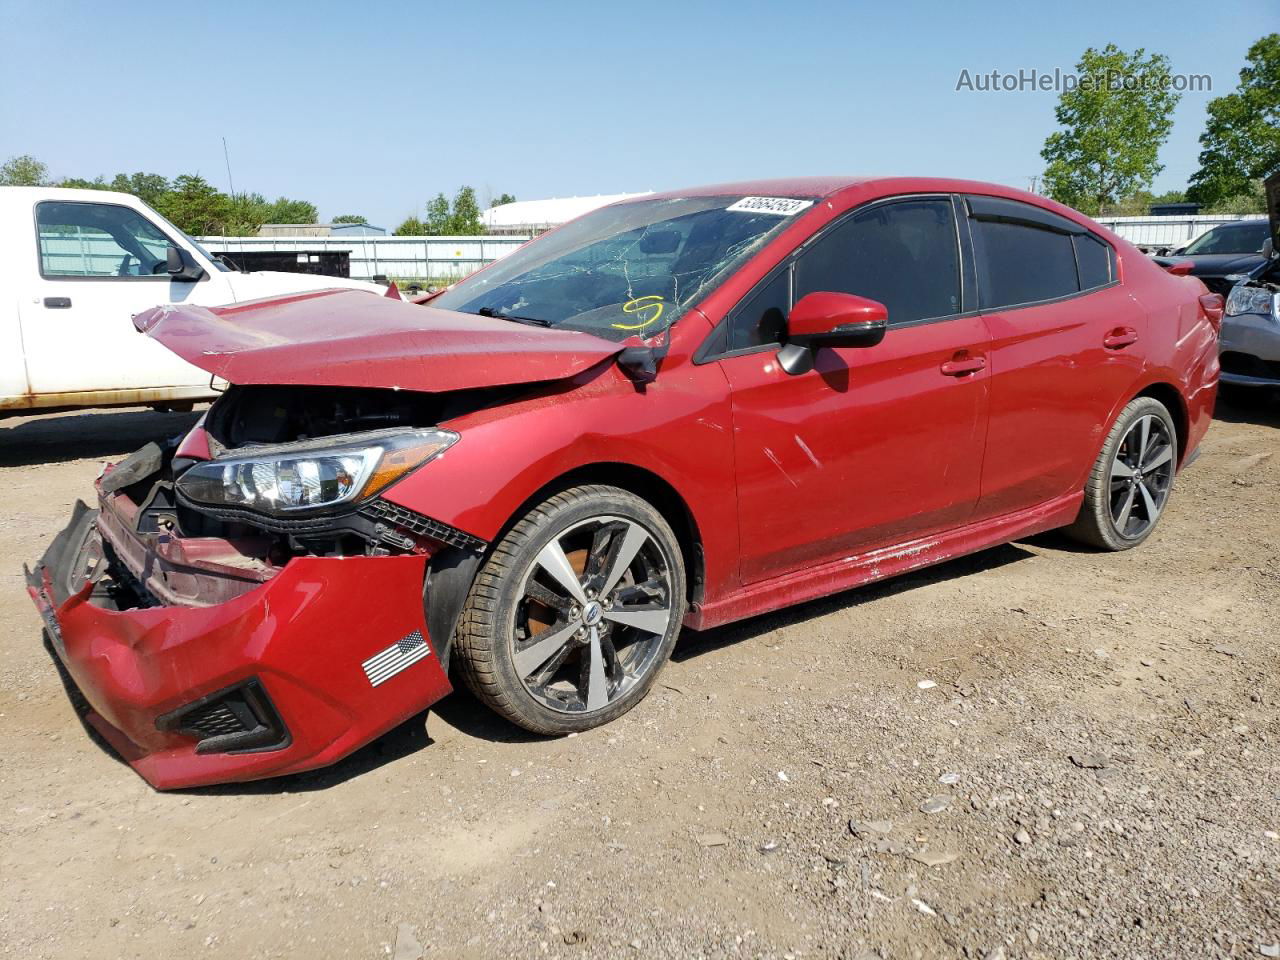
331,213,368,224
1202,179,1267,214
58,176,110,191
1108,187,1189,216
264,197,318,224
491,192,517,207
1186,34,1280,207
425,193,452,233
223,192,272,236
0,154,49,186
1041,45,1181,215
108,172,171,206
155,174,232,235
394,215,426,236
449,185,482,235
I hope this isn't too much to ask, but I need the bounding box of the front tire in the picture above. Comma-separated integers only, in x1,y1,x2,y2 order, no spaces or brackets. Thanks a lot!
454,485,687,735
1065,397,1178,550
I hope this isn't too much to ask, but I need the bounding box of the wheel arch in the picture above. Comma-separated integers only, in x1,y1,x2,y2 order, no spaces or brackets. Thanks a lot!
498,461,706,608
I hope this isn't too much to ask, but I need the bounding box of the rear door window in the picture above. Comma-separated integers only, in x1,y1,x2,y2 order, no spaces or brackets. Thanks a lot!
971,223,1077,308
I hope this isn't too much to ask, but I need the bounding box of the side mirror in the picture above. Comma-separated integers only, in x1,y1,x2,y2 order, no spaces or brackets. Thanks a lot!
777,292,888,375
1263,237,1275,260
166,245,206,282
1165,260,1194,276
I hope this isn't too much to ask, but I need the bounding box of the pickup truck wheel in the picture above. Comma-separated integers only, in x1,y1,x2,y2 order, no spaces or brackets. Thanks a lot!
1065,397,1177,550
454,485,686,735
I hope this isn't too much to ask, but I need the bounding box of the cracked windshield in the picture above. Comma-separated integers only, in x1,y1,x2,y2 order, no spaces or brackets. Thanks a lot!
430,195,813,341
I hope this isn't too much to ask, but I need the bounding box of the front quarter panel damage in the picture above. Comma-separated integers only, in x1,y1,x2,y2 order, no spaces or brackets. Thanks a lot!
29,517,450,789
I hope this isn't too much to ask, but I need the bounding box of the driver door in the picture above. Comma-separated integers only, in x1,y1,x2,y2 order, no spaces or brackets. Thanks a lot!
715,196,992,584
19,199,218,396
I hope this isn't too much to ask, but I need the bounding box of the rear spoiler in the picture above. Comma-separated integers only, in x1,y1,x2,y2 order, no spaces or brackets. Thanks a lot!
1151,257,1194,276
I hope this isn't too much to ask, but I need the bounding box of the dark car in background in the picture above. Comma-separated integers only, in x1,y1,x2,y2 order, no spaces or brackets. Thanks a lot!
1169,218,1271,296
1219,173,1280,391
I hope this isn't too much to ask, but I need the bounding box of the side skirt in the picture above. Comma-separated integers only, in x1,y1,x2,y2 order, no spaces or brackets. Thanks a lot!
685,491,1082,631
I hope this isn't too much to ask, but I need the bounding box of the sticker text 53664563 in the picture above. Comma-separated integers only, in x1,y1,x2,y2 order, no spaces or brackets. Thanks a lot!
726,197,815,216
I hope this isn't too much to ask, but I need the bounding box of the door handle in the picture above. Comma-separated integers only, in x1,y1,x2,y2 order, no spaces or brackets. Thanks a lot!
43,297,72,309
1103,327,1138,349
940,355,986,376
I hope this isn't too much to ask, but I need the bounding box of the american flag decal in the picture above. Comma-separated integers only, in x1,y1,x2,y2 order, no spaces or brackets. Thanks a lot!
362,630,431,687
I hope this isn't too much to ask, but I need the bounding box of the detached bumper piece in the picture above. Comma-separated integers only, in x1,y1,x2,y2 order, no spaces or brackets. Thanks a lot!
27,503,454,790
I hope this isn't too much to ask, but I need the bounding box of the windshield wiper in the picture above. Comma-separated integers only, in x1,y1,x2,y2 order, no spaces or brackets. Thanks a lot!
475,306,553,327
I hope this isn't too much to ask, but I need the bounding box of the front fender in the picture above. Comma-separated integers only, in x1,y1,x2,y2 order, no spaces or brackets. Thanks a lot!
379,360,741,601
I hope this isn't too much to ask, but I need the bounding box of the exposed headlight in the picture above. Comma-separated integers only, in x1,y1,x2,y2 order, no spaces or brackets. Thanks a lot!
1225,284,1279,320
176,428,458,516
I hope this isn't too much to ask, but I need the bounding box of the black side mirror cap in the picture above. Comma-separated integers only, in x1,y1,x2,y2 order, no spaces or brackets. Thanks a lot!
778,318,888,376
166,246,207,282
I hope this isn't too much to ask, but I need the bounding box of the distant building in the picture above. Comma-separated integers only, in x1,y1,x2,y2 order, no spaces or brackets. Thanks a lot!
1148,202,1202,217
257,222,387,237
481,192,652,235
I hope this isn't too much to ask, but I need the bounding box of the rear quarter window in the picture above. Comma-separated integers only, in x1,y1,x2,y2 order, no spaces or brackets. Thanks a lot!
1074,233,1113,290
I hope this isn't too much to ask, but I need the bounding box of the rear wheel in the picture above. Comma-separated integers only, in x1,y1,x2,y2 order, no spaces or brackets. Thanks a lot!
1065,397,1178,550
454,485,686,735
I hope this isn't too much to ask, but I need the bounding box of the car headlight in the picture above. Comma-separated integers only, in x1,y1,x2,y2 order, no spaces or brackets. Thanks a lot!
1225,284,1280,321
176,428,458,516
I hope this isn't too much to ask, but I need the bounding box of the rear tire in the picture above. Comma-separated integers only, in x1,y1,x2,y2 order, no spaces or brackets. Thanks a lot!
454,485,686,735
1065,397,1178,551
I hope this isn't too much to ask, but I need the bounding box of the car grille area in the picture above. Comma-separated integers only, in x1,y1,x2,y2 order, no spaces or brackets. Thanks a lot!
156,679,289,755
1221,351,1280,383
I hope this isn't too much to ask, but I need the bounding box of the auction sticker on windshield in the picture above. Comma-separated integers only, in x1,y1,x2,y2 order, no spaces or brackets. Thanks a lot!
726,196,814,216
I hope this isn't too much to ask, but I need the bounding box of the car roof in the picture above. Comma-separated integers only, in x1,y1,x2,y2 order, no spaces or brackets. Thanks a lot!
1209,219,1268,230
637,175,1089,211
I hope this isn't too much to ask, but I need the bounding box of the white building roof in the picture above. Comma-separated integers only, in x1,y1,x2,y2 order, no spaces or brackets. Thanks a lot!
481,192,652,229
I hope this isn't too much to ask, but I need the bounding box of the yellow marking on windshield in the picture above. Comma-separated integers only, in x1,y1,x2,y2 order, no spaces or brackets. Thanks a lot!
613,295,665,331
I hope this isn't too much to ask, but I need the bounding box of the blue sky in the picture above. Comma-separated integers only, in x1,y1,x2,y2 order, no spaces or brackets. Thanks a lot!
1,0,1271,227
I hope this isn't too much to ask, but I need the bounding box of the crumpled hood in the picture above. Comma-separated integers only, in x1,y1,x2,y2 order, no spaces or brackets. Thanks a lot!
133,288,624,392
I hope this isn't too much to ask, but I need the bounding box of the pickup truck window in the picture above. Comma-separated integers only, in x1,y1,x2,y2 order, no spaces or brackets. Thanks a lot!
37,201,174,279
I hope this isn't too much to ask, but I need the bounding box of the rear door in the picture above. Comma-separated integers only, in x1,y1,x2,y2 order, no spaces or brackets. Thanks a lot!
19,199,227,396
964,195,1144,520
715,195,993,584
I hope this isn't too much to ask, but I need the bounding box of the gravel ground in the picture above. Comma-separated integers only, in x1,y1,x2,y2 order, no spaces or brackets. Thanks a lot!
0,396,1277,960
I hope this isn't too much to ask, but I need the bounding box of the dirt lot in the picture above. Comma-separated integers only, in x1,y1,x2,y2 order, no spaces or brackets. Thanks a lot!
1,398,1277,960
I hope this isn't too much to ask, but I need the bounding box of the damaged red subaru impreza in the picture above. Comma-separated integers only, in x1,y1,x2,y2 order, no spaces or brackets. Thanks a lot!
27,177,1221,789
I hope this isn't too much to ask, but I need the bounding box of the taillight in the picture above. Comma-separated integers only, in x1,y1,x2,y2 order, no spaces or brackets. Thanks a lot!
1199,293,1224,333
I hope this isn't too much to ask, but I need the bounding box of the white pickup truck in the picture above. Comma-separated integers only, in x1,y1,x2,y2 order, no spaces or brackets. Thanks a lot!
1,186,386,417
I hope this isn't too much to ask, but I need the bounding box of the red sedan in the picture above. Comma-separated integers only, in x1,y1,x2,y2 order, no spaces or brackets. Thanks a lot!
27,177,1221,788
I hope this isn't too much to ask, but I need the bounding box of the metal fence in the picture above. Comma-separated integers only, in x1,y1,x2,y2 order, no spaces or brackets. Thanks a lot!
197,234,531,281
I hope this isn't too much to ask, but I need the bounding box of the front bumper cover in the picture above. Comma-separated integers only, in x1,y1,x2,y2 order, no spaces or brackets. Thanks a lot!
1220,311,1280,386
26,502,453,790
